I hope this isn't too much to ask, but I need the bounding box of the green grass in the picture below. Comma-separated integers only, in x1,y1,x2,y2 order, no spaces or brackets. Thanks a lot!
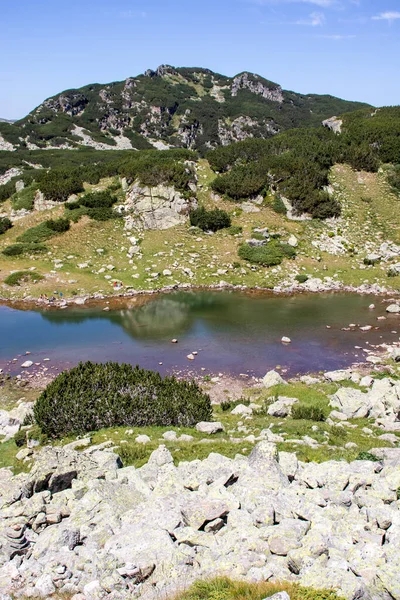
174,577,345,600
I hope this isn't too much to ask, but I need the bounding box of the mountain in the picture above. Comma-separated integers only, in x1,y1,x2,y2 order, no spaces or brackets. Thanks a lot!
0,65,370,153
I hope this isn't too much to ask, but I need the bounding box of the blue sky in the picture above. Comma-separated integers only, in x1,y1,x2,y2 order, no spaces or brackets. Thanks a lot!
1,0,399,119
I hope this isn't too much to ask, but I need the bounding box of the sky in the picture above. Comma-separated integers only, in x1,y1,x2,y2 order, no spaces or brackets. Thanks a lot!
0,0,399,119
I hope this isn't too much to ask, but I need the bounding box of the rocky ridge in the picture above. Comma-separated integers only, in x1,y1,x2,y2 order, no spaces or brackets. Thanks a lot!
0,65,369,152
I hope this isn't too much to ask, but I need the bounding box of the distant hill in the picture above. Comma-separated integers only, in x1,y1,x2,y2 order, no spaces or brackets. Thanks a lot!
0,65,370,153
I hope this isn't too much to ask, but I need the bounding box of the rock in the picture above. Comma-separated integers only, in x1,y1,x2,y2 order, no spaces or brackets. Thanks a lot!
330,387,371,419
16,448,33,461
231,404,253,415
262,370,287,389
267,397,298,418
281,336,291,344
34,574,55,597
386,304,400,313
182,498,230,529
324,369,352,382
360,375,374,387
135,434,151,444
195,422,224,434
124,182,197,231
21,361,33,368
187,353,195,360
300,375,320,385
264,594,290,600
162,431,178,441
287,235,298,247
391,348,400,362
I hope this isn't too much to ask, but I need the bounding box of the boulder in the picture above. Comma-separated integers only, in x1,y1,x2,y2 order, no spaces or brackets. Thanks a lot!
330,387,371,419
324,369,352,382
195,422,224,434
386,304,400,314
267,397,298,418
124,182,197,231
262,370,287,389
231,404,253,416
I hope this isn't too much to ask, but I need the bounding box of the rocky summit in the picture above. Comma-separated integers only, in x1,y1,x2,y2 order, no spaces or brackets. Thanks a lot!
0,65,369,153
0,440,399,599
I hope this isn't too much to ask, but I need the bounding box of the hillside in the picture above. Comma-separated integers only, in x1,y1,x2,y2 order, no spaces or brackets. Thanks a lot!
0,65,370,153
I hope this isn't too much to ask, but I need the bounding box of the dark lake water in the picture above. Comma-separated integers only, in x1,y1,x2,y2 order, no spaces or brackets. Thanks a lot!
0,291,399,377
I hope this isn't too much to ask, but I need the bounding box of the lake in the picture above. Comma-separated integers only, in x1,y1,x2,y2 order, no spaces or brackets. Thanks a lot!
0,291,398,378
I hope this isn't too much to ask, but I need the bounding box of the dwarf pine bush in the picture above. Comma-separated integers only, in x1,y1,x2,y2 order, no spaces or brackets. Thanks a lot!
34,361,212,438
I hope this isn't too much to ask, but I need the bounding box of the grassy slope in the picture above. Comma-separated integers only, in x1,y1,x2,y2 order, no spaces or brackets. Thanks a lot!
1,161,400,300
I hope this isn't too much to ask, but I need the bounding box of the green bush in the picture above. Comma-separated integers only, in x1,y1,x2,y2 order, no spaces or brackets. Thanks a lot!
0,180,16,203
295,274,308,284
46,217,70,233
4,271,44,286
238,240,296,267
14,429,26,447
272,196,287,215
34,361,213,438
189,207,231,232
291,403,326,422
86,207,119,221
356,451,381,462
0,217,12,234
17,217,70,244
2,243,47,256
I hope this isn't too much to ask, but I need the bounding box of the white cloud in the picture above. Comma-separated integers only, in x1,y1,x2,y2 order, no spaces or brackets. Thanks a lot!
296,10,326,25
372,11,400,22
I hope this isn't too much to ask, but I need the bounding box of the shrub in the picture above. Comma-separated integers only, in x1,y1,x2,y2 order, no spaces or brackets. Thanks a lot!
14,429,26,447
356,451,381,462
4,271,44,286
291,403,326,422
189,207,231,232
2,243,47,256
34,361,213,438
0,180,16,203
46,217,70,233
238,240,296,267
295,274,308,284
17,218,70,243
272,196,287,215
86,207,119,221
0,217,12,234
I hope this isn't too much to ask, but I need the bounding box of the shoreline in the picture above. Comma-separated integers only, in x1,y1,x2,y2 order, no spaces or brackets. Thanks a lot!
1,279,399,312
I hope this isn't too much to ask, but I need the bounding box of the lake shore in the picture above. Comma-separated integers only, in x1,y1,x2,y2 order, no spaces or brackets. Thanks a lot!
1,278,399,312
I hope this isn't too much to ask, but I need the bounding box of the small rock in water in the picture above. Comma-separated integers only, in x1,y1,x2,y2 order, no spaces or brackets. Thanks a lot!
386,304,400,314
171,339,178,343
369,304,375,309
360,325,372,331
281,336,291,344
21,361,33,368
187,354,195,360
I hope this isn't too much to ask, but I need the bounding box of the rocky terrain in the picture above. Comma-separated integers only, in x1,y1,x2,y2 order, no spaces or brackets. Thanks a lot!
0,65,369,152
0,438,399,600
